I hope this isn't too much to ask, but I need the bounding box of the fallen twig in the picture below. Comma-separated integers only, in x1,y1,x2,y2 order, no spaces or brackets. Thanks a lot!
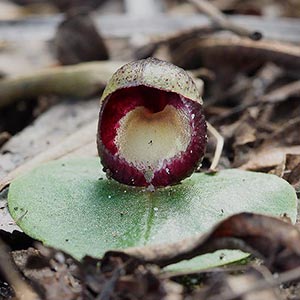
0,61,124,108
188,0,262,40
135,0,262,60
261,80,300,103
134,25,217,59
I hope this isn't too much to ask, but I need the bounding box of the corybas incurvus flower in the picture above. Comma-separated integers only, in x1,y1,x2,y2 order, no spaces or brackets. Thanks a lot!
97,58,207,187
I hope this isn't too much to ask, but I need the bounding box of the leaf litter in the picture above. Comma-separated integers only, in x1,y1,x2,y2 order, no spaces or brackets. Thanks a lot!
1,0,300,298
2,213,300,299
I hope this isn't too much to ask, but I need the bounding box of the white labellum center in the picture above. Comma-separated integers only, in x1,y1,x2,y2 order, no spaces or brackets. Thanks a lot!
115,105,191,177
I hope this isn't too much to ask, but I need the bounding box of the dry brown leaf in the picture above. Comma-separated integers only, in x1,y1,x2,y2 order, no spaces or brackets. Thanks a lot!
233,116,257,147
236,117,300,171
171,36,300,71
54,12,109,65
239,145,300,171
283,154,300,190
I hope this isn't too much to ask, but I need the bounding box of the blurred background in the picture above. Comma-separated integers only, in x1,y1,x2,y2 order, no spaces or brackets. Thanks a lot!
1,0,300,75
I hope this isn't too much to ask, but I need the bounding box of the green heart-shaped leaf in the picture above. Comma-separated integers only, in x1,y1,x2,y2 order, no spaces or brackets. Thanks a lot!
8,158,297,271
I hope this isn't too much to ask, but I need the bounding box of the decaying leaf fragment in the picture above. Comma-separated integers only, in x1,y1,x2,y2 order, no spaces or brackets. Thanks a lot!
54,11,109,65
112,213,300,272
239,118,300,171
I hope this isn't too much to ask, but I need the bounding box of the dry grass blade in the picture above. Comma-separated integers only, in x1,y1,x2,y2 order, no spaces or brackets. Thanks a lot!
207,122,224,171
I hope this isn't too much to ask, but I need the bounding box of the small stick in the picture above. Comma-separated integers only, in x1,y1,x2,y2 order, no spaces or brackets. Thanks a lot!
0,61,124,109
188,0,262,40
207,122,224,171
134,25,217,59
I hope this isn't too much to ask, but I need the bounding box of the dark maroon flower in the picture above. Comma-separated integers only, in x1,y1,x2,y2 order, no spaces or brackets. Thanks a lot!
97,58,207,187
